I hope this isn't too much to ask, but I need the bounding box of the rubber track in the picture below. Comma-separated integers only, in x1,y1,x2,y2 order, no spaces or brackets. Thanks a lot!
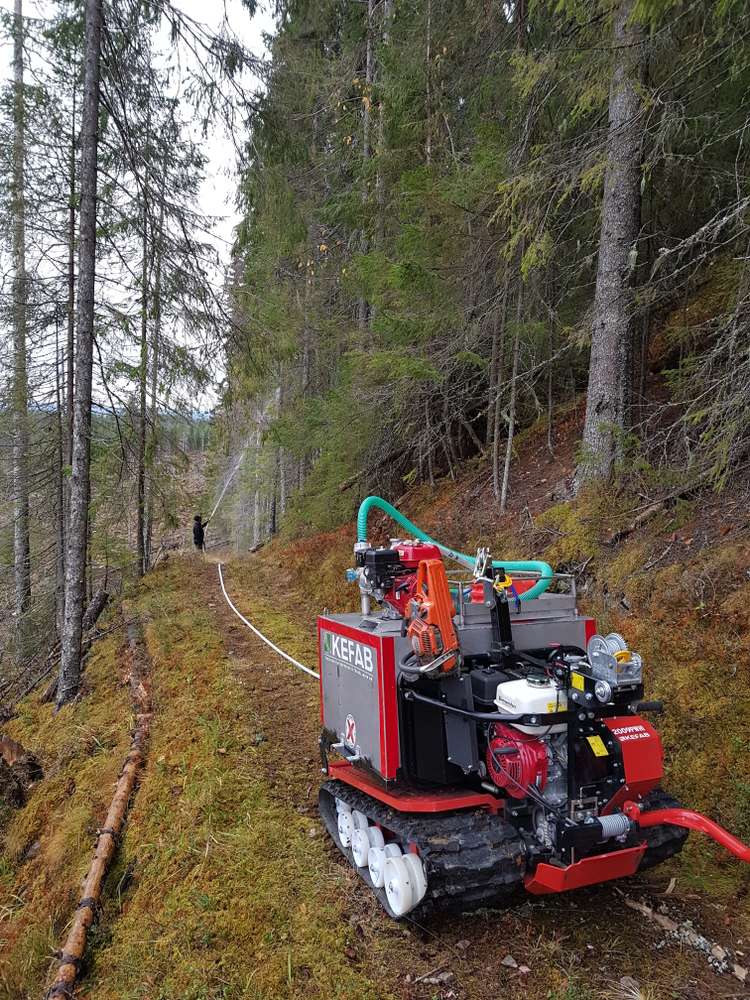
637,788,690,872
320,779,526,918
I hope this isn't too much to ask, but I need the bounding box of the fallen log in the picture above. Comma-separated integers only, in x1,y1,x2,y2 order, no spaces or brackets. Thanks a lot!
604,502,665,546
44,616,152,1000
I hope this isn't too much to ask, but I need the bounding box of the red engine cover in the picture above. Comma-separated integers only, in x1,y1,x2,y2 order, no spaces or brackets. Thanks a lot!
383,543,444,615
395,542,443,568
487,724,548,799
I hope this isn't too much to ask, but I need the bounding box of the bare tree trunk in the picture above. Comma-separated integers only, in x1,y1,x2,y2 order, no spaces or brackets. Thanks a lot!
516,0,527,49
136,226,148,576
357,0,375,337
277,378,287,516
136,98,152,578
55,323,66,640
375,0,393,248
12,0,31,634
58,0,103,709
425,0,432,167
491,281,510,499
577,0,644,486
425,399,435,487
145,189,164,568
252,426,262,547
66,88,77,474
547,315,555,456
500,281,523,513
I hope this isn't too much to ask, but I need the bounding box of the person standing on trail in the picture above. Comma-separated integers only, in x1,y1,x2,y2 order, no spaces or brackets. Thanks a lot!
193,514,210,552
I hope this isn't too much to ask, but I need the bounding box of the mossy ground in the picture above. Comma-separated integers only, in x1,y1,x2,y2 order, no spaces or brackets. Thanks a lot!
83,560,392,1000
248,420,750,937
0,629,132,997
2,432,749,999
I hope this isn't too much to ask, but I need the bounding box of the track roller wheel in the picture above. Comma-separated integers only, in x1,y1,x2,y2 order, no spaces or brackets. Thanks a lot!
351,825,385,868
384,854,417,917
402,852,427,906
337,809,354,847
351,810,369,831
368,842,401,889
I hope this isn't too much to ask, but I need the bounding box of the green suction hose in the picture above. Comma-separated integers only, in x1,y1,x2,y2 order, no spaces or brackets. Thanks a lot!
356,495,553,602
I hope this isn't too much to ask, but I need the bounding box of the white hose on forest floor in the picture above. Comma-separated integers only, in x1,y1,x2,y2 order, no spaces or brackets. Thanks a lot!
217,563,319,680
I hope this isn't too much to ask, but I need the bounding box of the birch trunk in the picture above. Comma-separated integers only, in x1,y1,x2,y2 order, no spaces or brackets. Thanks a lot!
12,0,31,631
577,0,644,485
58,0,103,708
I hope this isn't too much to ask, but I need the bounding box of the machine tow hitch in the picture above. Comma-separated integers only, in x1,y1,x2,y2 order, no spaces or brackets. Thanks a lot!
624,800,750,863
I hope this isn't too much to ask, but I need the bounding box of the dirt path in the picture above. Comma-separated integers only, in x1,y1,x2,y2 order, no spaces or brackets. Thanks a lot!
210,559,750,1000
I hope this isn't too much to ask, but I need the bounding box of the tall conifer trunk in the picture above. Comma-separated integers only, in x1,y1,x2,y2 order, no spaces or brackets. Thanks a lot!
12,0,31,636
137,108,151,579
67,89,77,475
58,0,103,708
577,0,645,485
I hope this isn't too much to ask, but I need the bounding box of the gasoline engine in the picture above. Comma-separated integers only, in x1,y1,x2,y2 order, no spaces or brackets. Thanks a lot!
317,497,750,919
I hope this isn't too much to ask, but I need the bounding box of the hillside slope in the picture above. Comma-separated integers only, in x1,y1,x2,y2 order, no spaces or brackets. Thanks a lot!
2,423,749,999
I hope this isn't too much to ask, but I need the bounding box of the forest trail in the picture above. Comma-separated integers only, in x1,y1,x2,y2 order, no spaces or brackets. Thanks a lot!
204,558,749,1000
4,551,749,999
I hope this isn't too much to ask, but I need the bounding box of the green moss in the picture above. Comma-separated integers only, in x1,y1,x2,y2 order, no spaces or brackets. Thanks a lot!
534,498,602,566
81,562,391,1000
0,633,132,999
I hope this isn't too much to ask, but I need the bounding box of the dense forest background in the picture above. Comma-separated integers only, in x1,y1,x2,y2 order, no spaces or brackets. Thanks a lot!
224,0,750,539
1,0,750,709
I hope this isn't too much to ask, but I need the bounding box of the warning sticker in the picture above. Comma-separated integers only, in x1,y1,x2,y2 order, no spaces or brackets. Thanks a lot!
344,714,357,748
587,735,609,757
571,672,585,691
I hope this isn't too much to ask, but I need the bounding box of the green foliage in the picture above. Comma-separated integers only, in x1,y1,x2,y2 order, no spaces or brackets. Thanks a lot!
218,0,750,540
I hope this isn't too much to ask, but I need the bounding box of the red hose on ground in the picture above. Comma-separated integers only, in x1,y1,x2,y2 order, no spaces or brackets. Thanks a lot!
624,801,750,863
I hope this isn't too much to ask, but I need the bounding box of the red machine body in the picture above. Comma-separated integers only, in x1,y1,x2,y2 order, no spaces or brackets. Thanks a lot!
382,542,443,616
318,531,750,917
486,724,548,799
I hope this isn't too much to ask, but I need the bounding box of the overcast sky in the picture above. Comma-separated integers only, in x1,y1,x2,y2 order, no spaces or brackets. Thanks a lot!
0,0,275,412
1,0,274,248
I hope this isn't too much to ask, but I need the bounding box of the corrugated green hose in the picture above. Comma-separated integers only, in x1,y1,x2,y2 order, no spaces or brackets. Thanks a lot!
356,495,554,602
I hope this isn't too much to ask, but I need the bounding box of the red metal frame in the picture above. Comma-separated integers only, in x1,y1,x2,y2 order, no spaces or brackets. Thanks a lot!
601,715,663,815
583,617,597,645
328,760,504,814
525,844,646,895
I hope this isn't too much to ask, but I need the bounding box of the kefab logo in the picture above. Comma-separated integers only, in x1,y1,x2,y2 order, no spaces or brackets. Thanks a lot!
323,631,375,674
344,715,357,747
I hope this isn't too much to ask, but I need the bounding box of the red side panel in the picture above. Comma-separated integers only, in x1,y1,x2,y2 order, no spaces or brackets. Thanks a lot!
328,760,504,814
318,616,400,780
584,617,597,644
378,636,399,778
601,715,663,815
524,844,646,895
317,617,325,724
